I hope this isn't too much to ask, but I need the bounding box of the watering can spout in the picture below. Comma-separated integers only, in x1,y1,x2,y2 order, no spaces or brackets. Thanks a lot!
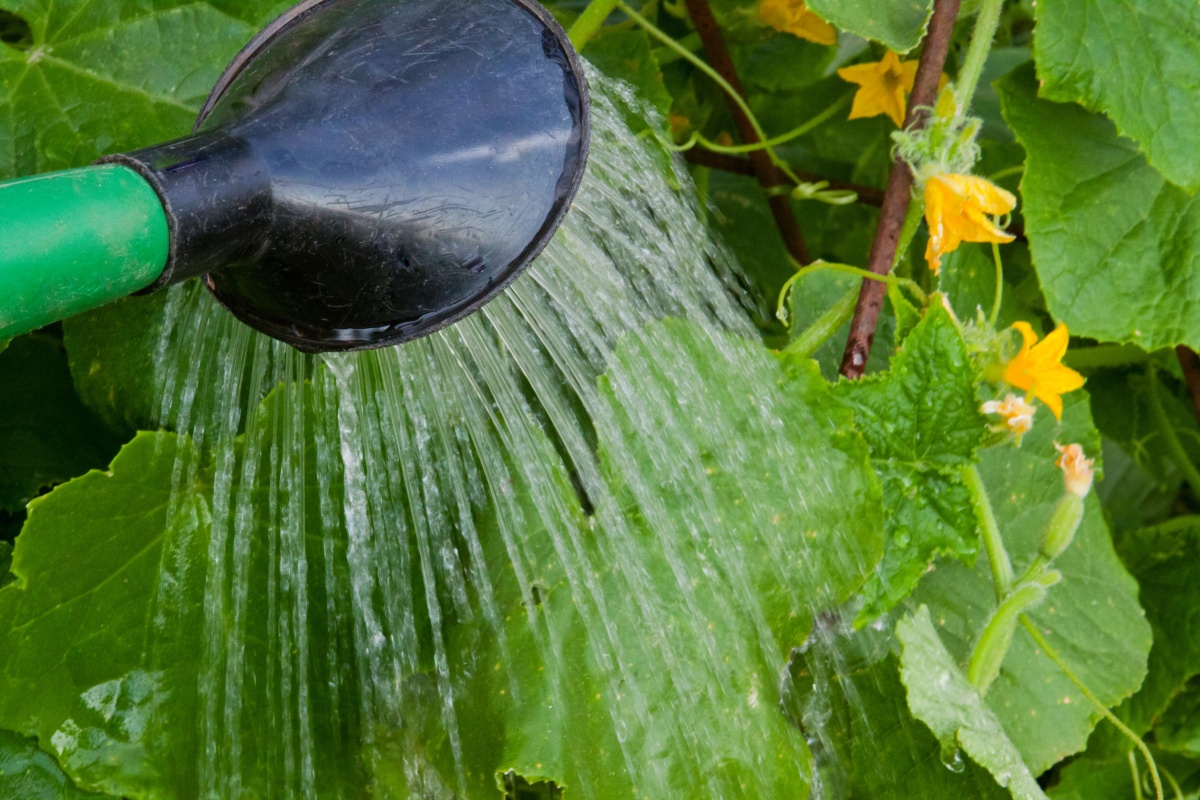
0,0,589,353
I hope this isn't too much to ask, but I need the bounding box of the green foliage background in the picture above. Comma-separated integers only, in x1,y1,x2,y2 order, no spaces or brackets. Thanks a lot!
2,0,1200,798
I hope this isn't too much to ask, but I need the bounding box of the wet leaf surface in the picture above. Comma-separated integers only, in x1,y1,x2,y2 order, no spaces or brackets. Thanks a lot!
911,392,1152,774
834,306,986,622
897,606,1050,800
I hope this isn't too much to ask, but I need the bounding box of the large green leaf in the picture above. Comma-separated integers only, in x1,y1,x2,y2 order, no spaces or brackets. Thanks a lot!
784,268,896,379
0,542,11,589
64,289,267,435
0,1,285,179
430,319,884,797
63,293,178,434
441,471,818,799
1088,369,1195,535
911,392,1153,774
1156,678,1200,758
806,0,932,53
1033,0,1200,192
598,320,884,651
834,305,986,622
0,432,213,796
785,624,1013,799
999,63,1200,351
584,26,672,119
1109,520,1200,743
0,335,123,513
0,393,376,798
897,606,1049,800
1048,747,1200,800
0,728,115,799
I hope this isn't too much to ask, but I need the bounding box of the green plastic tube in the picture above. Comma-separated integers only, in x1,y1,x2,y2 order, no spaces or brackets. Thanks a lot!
0,165,170,339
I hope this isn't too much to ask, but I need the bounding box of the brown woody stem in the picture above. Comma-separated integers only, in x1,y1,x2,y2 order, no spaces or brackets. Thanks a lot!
683,0,811,265
1176,346,1200,425
838,0,961,379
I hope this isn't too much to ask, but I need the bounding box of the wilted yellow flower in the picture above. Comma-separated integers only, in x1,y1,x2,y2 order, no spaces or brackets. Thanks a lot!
759,0,836,45
923,173,1017,274
981,393,1036,445
1003,322,1085,420
1054,443,1095,498
837,51,919,127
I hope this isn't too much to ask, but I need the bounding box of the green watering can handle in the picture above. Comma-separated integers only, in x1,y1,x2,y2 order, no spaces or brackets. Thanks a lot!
0,165,169,340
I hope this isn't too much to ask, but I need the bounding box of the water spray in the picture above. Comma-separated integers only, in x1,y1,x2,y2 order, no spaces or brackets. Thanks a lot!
0,0,590,352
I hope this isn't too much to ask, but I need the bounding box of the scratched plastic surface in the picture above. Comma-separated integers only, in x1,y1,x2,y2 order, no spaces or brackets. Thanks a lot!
114,0,589,352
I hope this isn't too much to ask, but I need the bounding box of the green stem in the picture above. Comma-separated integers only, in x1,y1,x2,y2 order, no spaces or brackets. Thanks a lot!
676,94,852,155
779,285,859,360
954,0,1005,116
651,31,702,65
617,2,808,187
1147,366,1200,500
893,199,924,272
965,464,1013,601
968,573,1056,695
1062,344,1153,371
1014,554,1048,590
1130,751,1146,800
783,260,927,306
1020,617,1163,800
987,164,1025,183
988,241,1003,327
568,0,622,50
1137,515,1200,538
619,2,765,143
1161,765,1185,800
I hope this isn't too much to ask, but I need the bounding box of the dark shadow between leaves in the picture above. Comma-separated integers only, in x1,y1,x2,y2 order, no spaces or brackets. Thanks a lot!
0,10,31,51
503,771,563,800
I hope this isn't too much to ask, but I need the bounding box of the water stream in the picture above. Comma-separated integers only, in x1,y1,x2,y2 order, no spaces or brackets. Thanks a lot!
120,74,878,799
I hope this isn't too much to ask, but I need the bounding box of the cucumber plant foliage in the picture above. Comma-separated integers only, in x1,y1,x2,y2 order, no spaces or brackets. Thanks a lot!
2,0,1199,798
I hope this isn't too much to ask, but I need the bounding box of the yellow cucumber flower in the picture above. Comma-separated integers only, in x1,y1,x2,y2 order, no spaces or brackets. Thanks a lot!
981,393,1036,445
1054,443,1095,498
923,173,1017,274
1002,322,1085,420
759,0,837,45
837,51,919,127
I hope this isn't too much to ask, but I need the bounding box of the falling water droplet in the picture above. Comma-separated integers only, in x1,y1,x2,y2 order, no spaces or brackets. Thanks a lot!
940,742,965,773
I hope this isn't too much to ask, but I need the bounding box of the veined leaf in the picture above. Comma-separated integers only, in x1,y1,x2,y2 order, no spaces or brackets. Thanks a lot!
1033,0,1200,192
0,728,116,799
807,0,932,53
834,305,986,623
999,63,1200,351
0,0,286,179
785,623,1013,799
911,392,1152,774
431,319,884,798
897,606,1049,800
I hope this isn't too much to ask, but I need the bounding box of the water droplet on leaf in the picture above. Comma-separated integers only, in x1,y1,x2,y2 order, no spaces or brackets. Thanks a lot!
940,743,965,773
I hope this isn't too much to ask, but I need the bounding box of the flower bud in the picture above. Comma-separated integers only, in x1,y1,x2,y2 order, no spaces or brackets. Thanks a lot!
981,394,1036,445
1054,442,1094,498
